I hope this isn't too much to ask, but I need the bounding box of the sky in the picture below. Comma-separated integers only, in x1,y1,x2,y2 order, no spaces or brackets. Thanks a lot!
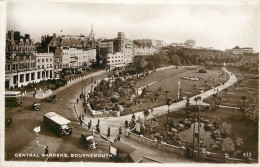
6,0,260,51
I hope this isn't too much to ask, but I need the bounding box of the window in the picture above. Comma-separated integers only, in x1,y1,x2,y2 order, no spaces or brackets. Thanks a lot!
38,65,40,69
42,59,44,63
42,65,44,69
46,58,48,62
38,59,40,63
50,58,52,62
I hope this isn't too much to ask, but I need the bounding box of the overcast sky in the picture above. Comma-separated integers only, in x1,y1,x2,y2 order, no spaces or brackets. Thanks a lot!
6,0,260,51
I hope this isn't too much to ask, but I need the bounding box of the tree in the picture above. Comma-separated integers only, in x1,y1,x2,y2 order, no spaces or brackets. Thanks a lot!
241,96,246,106
243,98,259,122
194,84,196,92
219,122,232,137
170,54,181,66
222,137,235,153
204,80,207,90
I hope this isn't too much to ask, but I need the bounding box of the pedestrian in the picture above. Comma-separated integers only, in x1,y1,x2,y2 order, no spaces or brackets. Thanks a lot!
114,138,117,142
77,98,79,103
45,146,49,155
80,119,82,126
119,126,122,135
117,134,120,141
132,113,135,120
125,120,128,127
82,114,84,120
88,122,91,130
90,119,92,124
84,108,86,113
107,127,111,139
217,89,219,92
98,119,100,126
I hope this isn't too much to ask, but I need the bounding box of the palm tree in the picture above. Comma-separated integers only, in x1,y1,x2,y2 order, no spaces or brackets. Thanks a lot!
204,80,207,90
241,96,246,106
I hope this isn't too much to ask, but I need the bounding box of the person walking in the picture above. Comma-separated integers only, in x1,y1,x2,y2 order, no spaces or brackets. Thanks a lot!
45,146,49,155
117,134,121,141
82,114,84,120
97,119,100,126
88,122,91,130
77,98,79,103
119,126,122,135
107,127,111,139
132,113,135,120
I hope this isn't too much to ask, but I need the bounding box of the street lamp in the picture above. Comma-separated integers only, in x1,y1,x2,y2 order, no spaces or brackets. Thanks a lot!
166,98,171,122
165,91,169,102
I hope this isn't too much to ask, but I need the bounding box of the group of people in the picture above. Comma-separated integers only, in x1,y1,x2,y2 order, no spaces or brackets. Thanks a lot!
79,114,85,126
107,126,122,142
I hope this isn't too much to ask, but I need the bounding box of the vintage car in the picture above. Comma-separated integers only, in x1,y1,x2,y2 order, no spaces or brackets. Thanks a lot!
109,141,143,163
80,134,98,149
33,103,40,111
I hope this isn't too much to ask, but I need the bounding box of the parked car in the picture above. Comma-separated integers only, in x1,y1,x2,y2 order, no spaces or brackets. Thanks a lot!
33,103,40,111
80,134,98,149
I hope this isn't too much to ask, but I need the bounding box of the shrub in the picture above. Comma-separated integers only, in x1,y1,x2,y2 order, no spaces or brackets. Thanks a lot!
199,69,207,73
219,122,232,137
222,137,235,153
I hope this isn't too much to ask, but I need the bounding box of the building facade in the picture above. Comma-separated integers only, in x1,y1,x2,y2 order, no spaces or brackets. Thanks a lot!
107,52,125,68
226,46,254,54
5,30,55,88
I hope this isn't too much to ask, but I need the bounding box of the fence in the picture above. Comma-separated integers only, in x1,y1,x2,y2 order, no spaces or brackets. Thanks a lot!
127,128,257,163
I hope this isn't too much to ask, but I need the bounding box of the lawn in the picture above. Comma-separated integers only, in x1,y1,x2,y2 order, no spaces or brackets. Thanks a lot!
121,67,228,115
204,67,259,108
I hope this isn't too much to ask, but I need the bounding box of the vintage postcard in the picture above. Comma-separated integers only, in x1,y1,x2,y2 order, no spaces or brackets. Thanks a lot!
1,0,259,166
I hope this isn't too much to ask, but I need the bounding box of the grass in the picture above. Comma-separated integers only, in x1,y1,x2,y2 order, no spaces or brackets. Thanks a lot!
204,67,259,108
121,67,228,115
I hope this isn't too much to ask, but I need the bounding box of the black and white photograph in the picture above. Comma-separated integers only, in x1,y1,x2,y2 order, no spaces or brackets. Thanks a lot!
1,0,259,166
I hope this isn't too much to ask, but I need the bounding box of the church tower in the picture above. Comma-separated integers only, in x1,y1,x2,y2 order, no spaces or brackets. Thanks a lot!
89,24,95,40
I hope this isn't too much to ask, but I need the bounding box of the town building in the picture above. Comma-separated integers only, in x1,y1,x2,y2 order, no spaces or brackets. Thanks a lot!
5,30,54,88
226,46,254,54
40,25,96,76
107,52,125,68
35,53,54,81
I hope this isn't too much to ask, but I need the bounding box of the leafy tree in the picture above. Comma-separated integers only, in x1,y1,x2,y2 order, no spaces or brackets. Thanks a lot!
219,122,232,137
222,137,235,153
243,98,259,122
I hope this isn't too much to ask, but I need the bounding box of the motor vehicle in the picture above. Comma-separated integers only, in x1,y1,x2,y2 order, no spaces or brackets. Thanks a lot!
80,134,98,149
5,117,13,130
33,103,41,111
47,95,57,102
43,112,72,137
109,141,143,163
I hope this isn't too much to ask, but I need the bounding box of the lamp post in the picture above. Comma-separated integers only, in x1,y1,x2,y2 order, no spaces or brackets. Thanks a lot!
165,91,169,102
166,98,171,122
198,106,201,161
177,81,180,100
